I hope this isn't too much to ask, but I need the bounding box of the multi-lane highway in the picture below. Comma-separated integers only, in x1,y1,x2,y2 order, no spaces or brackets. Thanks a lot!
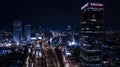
23,40,79,67
26,41,61,67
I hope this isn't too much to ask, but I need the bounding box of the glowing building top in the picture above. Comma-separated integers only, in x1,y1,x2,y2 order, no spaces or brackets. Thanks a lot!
81,2,103,10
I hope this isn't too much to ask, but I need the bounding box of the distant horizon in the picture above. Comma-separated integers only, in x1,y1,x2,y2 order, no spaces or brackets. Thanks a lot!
0,23,120,32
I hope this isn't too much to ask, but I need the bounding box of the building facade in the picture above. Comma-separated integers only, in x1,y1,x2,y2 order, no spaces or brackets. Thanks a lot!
81,2,104,38
24,24,31,41
13,20,22,45
80,38,102,67
80,2,104,67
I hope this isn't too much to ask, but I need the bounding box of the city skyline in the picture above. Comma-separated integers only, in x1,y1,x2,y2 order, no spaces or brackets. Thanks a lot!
0,0,120,67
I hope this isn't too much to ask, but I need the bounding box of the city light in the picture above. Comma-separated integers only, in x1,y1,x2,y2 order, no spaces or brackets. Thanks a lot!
38,37,42,39
6,43,11,47
16,42,19,45
50,38,52,43
65,52,72,56
31,37,37,40
81,2,103,10
65,50,72,56
68,38,77,46
90,3,103,7
0,0,119,67
81,3,89,10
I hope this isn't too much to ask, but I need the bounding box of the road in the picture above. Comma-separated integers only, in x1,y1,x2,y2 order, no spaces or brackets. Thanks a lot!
43,46,60,67
23,41,79,67
27,43,61,67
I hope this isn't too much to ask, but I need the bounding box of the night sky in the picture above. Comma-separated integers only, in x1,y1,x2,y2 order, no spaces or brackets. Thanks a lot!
0,0,120,31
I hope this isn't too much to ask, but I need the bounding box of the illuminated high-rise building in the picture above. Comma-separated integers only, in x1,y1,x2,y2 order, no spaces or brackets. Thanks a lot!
13,20,22,45
81,2,104,38
24,24,31,41
80,2,104,67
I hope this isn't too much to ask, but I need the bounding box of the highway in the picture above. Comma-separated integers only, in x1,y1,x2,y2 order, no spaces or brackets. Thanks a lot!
26,41,61,67
23,40,79,67
43,44,60,67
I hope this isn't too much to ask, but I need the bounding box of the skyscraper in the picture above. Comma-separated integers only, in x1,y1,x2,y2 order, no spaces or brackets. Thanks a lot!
13,20,22,45
81,2,104,38
24,24,31,41
80,2,104,67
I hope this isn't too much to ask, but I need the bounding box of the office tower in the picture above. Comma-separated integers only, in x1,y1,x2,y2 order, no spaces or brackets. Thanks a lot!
13,20,22,45
80,2,103,67
81,2,104,38
24,24,31,41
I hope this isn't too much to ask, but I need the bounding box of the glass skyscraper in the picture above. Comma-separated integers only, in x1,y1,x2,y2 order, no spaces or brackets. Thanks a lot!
24,24,31,41
80,2,104,67
13,20,22,45
81,2,104,38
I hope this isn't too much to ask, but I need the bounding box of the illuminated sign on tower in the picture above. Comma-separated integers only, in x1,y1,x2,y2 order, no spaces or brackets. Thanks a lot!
81,2,103,10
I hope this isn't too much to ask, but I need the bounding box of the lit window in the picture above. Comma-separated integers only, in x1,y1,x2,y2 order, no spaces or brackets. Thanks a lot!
81,22,86,24
82,28,84,30
96,26,101,28
90,19,96,21
86,28,90,30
